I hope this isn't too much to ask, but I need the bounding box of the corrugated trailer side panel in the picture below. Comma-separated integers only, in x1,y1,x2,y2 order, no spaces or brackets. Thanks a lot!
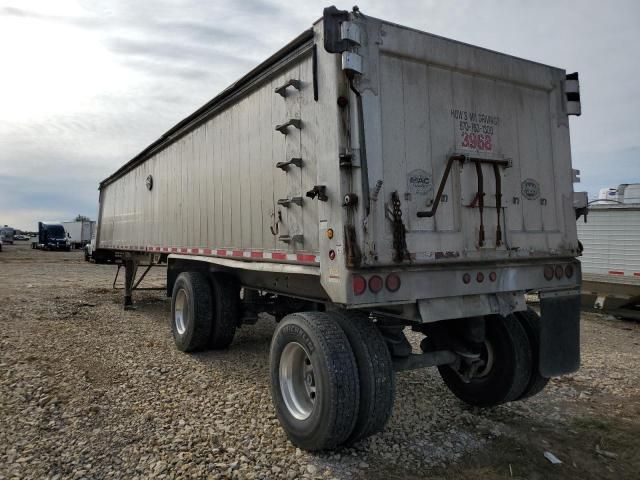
578,207,640,283
98,49,329,257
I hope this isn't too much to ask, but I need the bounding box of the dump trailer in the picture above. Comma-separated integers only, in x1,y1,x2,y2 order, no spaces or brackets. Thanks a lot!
96,7,584,450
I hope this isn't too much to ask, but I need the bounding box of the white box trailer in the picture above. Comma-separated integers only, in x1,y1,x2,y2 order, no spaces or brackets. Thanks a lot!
63,220,94,248
96,7,583,450
0,226,15,244
578,203,640,317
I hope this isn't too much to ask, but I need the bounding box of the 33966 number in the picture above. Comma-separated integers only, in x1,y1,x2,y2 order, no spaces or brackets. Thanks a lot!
461,133,492,151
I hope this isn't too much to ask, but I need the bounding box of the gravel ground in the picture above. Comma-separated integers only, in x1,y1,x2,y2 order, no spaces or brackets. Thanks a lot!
1,243,639,479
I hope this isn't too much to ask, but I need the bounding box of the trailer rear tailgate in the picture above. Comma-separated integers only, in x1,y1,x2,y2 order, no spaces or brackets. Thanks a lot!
359,20,578,266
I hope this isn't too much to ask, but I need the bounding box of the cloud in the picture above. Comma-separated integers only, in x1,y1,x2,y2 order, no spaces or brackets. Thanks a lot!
574,146,640,199
106,36,257,75
0,0,639,232
0,5,106,29
0,174,99,230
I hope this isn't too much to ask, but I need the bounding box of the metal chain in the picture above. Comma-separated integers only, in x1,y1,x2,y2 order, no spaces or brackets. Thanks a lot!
391,191,409,262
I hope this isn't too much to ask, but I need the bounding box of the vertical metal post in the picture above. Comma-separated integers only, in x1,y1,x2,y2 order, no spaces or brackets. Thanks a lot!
124,258,139,309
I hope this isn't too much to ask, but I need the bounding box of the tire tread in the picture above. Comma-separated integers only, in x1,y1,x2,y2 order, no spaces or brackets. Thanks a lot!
209,274,239,349
172,272,213,352
270,312,359,450
514,308,549,400
438,315,532,407
331,311,395,444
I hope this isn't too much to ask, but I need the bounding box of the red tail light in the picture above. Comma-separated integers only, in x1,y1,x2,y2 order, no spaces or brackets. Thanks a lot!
352,275,366,296
368,275,383,293
555,265,564,279
565,264,574,278
385,274,401,292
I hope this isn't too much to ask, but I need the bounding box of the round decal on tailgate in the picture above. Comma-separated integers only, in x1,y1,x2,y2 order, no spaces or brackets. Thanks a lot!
521,178,540,200
408,169,433,195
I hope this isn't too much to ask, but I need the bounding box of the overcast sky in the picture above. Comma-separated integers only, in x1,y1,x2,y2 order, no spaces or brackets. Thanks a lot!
0,0,638,230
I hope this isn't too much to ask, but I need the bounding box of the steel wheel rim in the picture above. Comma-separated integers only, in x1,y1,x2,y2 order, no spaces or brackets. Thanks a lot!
476,340,495,378
174,289,189,335
279,342,316,421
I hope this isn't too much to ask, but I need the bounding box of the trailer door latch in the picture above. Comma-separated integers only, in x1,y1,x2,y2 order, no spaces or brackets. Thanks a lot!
343,193,358,207
306,185,328,201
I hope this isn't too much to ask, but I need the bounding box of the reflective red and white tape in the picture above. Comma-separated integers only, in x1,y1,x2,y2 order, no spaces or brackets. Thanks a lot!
608,270,640,277
100,244,318,265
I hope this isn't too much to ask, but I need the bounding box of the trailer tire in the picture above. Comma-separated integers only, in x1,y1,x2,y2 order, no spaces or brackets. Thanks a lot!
514,308,549,400
208,274,239,349
270,312,359,451
331,311,395,444
438,314,532,407
171,272,213,352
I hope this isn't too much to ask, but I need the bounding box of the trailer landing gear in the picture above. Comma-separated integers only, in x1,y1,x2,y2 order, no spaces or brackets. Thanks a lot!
123,258,138,310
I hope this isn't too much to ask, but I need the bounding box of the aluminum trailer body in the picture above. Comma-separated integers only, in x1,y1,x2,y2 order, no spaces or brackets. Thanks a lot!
578,204,640,317
96,7,583,450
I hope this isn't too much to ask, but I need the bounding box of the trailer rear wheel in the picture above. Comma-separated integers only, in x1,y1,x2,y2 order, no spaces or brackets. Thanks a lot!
208,274,239,349
514,308,549,400
332,311,395,444
171,272,213,352
437,314,532,407
270,312,359,450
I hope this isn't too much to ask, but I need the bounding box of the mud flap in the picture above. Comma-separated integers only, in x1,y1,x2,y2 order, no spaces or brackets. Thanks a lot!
539,289,581,377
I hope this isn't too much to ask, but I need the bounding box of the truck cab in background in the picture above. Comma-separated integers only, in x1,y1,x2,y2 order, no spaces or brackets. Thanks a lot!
84,233,115,263
32,222,70,251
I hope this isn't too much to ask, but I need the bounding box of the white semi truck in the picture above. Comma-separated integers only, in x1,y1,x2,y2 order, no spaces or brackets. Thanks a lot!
95,7,584,450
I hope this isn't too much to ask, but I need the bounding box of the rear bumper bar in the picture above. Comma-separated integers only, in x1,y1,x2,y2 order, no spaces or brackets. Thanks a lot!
346,260,581,308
